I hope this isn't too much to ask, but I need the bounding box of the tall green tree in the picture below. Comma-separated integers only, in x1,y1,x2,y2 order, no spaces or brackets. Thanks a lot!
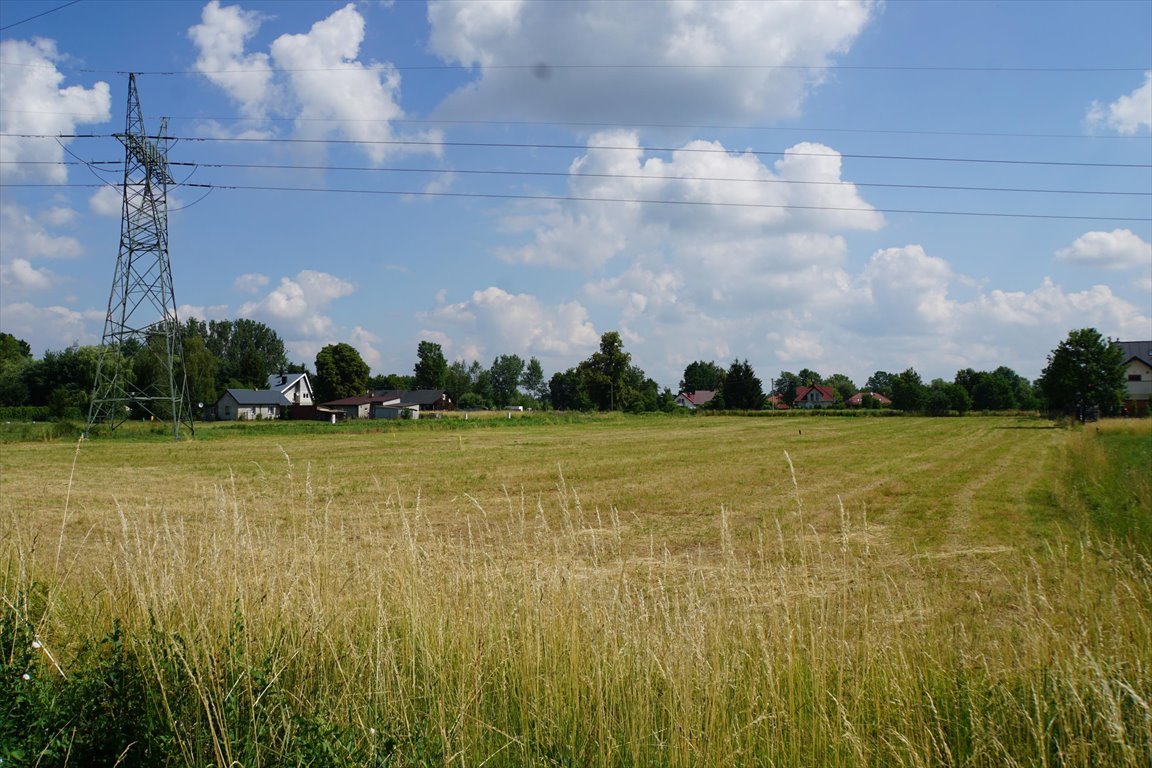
549,368,591,411
547,332,658,412
413,340,448,390
369,373,415,392
490,354,525,406
773,371,802,406
443,360,473,402
582,331,632,410
0,333,33,406
797,368,823,387
181,333,218,409
469,360,493,406
187,318,287,391
1038,328,1125,417
724,359,765,410
679,361,725,393
864,371,896,398
0,333,32,366
314,343,370,402
824,373,856,403
890,368,926,412
924,378,971,415
22,345,101,418
521,357,549,405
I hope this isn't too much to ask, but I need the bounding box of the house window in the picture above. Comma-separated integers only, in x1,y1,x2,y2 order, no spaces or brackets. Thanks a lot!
1130,374,1142,382
225,405,231,416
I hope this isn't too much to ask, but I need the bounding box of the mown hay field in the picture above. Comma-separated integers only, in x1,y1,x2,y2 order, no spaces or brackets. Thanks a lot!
2,415,1150,767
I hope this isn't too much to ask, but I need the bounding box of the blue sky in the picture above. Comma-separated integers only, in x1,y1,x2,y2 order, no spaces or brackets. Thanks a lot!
2,0,1149,390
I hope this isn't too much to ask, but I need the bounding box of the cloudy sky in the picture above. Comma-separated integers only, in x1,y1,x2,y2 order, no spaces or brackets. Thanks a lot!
1,0,1149,389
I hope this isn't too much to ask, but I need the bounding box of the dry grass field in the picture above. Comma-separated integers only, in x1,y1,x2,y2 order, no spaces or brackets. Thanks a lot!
2,414,1149,766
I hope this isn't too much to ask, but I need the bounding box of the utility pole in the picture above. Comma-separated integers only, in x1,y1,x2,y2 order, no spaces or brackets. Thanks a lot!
86,73,194,439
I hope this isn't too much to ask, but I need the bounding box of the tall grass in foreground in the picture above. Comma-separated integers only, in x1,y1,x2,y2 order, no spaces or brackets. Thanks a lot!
3,444,1151,766
1056,420,1152,554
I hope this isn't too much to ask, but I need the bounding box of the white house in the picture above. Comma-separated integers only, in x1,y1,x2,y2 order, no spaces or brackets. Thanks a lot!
215,389,291,421
674,390,716,409
1118,340,1152,416
266,372,314,407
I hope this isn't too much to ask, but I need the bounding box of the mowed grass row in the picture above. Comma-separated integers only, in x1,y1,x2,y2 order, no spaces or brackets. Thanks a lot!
2,416,1149,766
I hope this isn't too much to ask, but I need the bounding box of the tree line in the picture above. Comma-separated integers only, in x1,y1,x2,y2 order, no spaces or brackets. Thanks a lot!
0,324,1128,420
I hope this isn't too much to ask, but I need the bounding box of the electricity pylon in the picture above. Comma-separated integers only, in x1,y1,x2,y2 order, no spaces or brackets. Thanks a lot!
86,73,194,438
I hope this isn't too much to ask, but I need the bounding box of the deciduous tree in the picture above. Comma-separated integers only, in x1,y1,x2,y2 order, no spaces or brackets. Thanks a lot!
679,361,725,393
315,343,370,402
490,354,525,406
773,371,801,406
824,373,856,403
187,318,287,391
1038,328,1125,417
864,371,895,398
521,357,549,405
413,340,448,390
797,368,823,387
890,368,926,412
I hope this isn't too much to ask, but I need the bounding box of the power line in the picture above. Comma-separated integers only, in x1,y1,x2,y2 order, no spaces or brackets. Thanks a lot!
0,0,81,33
8,132,1149,169
169,161,1152,198
5,181,1147,222
1,59,1147,76
3,108,1146,141
8,158,1149,198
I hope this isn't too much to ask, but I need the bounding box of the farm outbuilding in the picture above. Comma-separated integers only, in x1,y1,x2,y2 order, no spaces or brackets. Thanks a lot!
372,389,456,411
320,394,401,420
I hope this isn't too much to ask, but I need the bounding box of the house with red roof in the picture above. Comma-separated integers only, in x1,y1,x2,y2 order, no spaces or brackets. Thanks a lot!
846,391,892,407
674,390,717,409
793,384,837,408
765,394,790,410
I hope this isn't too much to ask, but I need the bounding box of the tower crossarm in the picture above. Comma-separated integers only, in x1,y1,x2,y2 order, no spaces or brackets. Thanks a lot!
117,131,175,186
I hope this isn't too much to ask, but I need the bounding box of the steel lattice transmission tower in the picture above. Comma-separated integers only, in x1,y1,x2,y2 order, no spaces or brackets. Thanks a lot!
86,73,194,438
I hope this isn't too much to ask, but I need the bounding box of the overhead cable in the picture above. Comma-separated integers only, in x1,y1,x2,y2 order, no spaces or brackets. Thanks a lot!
4,181,1147,222
6,132,1149,168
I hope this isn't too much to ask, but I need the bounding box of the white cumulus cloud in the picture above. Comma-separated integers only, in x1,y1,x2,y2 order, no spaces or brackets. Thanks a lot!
571,241,1150,389
0,203,80,295
1055,229,1151,270
1087,71,1152,135
348,325,383,370
0,258,54,291
0,302,101,355
88,186,123,217
428,0,876,124
238,269,356,338
188,2,441,161
422,286,599,365
0,38,111,183
189,0,277,119
233,272,270,293
501,132,881,270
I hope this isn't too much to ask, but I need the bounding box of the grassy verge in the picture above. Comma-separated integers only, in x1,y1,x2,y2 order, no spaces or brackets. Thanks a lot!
2,417,1149,766
1057,420,1152,555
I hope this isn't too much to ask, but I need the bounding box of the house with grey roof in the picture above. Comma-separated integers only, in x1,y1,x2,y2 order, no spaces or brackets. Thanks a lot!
214,389,291,421
371,389,455,412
